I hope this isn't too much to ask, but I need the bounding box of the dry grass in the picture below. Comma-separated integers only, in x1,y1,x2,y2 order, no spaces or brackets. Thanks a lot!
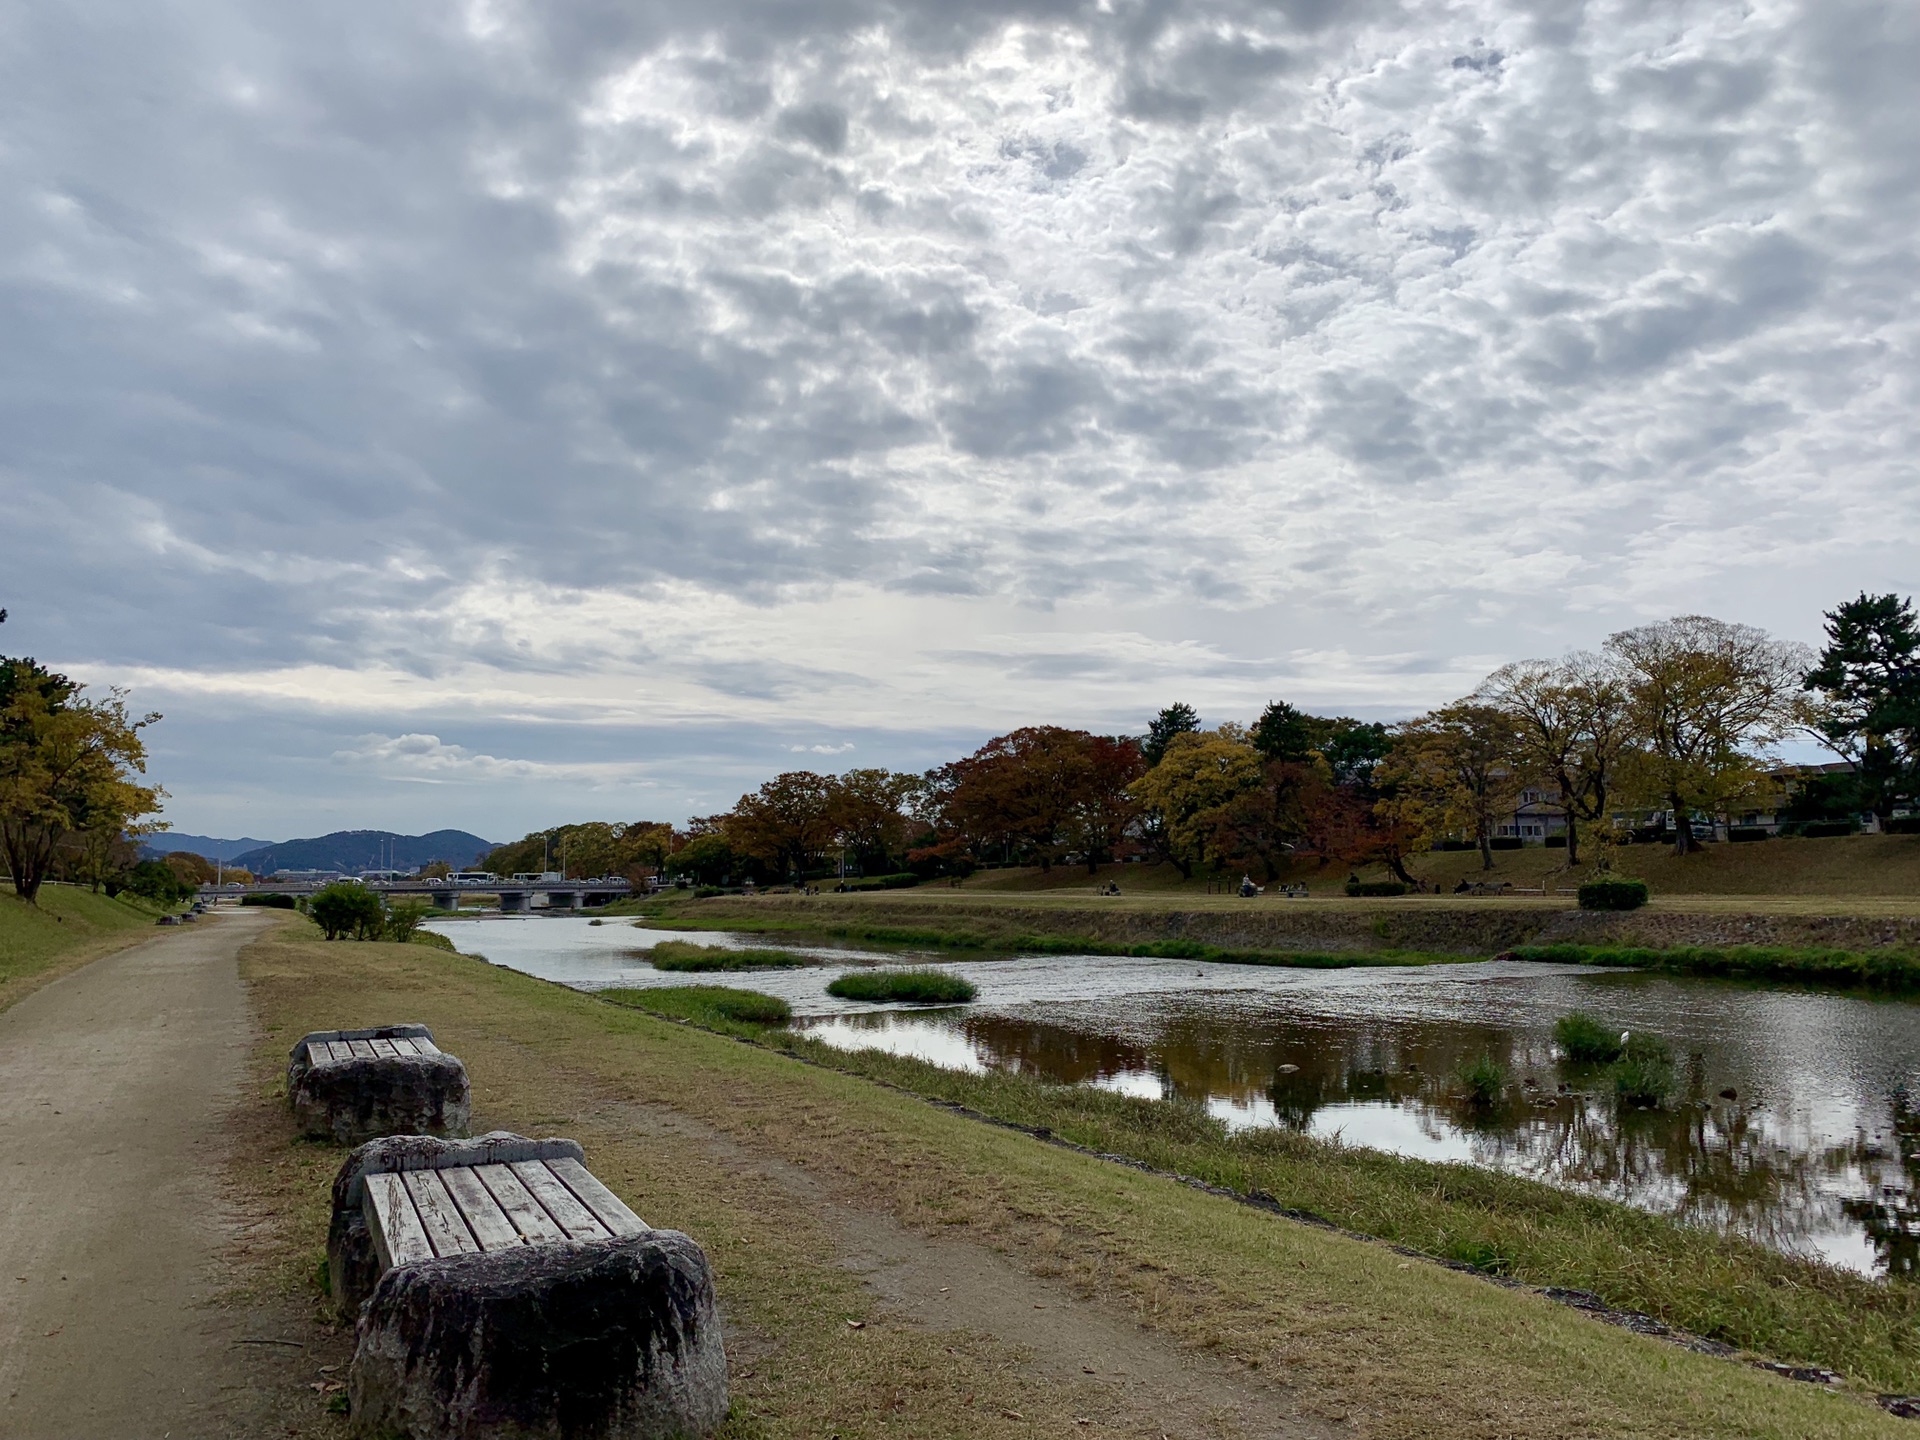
229,921,1909,1440
0,883,174,1015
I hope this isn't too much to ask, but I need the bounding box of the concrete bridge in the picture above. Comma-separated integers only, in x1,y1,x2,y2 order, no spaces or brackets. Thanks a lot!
201,879,633,912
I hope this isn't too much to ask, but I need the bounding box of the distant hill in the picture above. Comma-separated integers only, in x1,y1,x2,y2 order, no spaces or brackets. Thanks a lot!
229,829,498,876
143,833,275,863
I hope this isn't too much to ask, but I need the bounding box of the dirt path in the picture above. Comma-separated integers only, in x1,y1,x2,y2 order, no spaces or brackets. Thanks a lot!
0,910,315,1439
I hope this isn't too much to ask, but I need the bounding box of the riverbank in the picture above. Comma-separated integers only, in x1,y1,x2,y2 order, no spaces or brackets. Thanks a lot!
0,883,174,1015
233,922,1914,1434
645,891,1920,971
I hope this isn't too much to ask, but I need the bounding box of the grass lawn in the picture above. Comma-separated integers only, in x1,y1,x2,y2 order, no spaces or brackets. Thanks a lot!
232,921,1911,1439
0,883,175,1014
645,938,813,971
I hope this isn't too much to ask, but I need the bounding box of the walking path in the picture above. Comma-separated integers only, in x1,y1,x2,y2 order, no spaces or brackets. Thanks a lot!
0,910,293,1438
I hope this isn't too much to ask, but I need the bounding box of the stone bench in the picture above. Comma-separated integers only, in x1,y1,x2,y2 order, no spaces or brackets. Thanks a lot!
330,1133,727,1440
288,1024,472,1145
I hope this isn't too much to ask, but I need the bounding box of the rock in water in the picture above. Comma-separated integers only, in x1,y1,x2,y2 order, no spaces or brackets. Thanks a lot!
348,1231,728,1439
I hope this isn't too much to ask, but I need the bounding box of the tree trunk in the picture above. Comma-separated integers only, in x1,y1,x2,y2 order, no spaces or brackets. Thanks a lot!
1386,853,1416,886
1559,777,1580,866
1669,792,1696,856
1478,831,1494,870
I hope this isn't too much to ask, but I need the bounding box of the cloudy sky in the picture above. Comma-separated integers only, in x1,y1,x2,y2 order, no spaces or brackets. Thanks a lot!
4,0,1914,842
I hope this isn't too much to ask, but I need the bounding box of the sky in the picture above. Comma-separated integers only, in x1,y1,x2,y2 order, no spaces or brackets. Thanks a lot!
3,0,1915,842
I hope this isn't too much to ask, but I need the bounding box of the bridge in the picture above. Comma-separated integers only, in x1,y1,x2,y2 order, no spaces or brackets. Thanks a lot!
200,878,633,913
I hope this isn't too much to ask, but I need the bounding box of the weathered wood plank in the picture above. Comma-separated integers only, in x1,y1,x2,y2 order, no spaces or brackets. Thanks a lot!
440,1167,523,1252
387,1037,419,1057
403,1170,480,1258
365,1171,435,1269
369,1038,400,1059
411,1036,441,1054
327,1040,356,1064
511,1161,609,1240
307,1041,332,1068
348,1039,379,1060
545,1158,649,1237
473,1164,567,1244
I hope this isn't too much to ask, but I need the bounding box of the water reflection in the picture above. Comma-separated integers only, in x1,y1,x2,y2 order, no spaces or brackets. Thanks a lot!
800,983,1920,1279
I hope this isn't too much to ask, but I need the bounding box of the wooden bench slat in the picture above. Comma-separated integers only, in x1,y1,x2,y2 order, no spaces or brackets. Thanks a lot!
387,1037,419,1056
348,1039,379,1059
441,1167,524,1252
306,1041,331,1067
369,1038,400,1059
511,1161,609,1240
327,1040,356,1063
365,1171,435,1269
545,1157,649,1237
473,1164,567,1244
403,1170,480,1258
412,1036,441,1054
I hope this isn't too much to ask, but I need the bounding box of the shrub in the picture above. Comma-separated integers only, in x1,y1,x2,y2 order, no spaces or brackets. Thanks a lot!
1344,880,1408,897
1488,836,1524,850
826,968,978,1004
1432,839,1474,851
1553,1011,1623,1063
647,939,809,972
1796,821,1856,839
124,859,195,904
1884,815,1920,835
240,892,296,909
309,881,385,941
384,900,433,943
1544,834,1567,848
1612,1035,1675,1106
1728,826,1771,843
692,886,725,899
1458,1053,1506,1106
838,872,922,891
1578,879,1649,911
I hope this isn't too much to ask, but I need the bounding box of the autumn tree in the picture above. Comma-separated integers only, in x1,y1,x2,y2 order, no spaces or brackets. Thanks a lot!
1606,615,1816,854
727,772,838,878
826,769,918,874
1127,729,1262,877
0,643,164,903
1386,703,1524,870
1803,592,1920,818
1063,735,1145,870
1475,652,1632,865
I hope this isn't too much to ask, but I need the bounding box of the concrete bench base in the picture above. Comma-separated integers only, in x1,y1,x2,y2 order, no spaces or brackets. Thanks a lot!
348,1230,728,1440
289,1026,471,1146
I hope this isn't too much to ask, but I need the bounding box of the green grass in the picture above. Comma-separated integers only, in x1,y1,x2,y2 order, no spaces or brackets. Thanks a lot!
648,910,1470,969
1612,1035,1677,1106
599,984,793,1032
1508,943,1920,990
1458,1053,1506,1106
644,938,810,971
753,1028,1920,1391
1,884,172,1009
825,968,978,1003
1553,1010,1624,1063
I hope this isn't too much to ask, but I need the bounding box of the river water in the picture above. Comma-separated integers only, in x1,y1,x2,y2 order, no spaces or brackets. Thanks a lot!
425,913,1920,1279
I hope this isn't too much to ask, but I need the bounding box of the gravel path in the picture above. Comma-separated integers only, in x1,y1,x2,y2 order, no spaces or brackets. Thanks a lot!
0,909,310,1438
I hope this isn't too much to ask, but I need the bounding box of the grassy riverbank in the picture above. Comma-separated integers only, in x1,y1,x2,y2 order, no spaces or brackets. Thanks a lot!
232,923,1913,1435
1507,943,1920,990
0,883,174,1014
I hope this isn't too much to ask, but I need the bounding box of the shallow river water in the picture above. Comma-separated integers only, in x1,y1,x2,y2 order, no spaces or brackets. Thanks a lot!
427,913,1920,1279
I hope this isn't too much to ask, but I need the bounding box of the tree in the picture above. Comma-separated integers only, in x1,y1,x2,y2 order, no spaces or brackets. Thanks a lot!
1142,703,1201,767
1606,616,1816,854
308,881,386,941
826,769,917,874
1127,730,1263,877
1476,652,1632,866
1251,701,1319,762
664,832,737,886
0,650,164,903
1387,703,1525,870
162,850,216,888
727,772,837,879
1803,592,1920,818
1063,735,1145,870
124,858,194,905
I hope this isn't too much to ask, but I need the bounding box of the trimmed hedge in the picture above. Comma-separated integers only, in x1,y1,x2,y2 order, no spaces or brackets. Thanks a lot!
1488,836,1524,850
837,872,921,892
1796,821,1857,838
1345,880,1409,897
1728,827,1771,843
1883,816,1920,835
1544,835,1567,848
1577,879,1649,911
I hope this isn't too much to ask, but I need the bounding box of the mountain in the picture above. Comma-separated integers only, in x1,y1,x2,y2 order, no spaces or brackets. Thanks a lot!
228,829,499,876
144,833,275,863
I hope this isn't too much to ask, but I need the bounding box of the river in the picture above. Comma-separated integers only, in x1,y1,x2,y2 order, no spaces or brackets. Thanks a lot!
425,912,1919,1280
